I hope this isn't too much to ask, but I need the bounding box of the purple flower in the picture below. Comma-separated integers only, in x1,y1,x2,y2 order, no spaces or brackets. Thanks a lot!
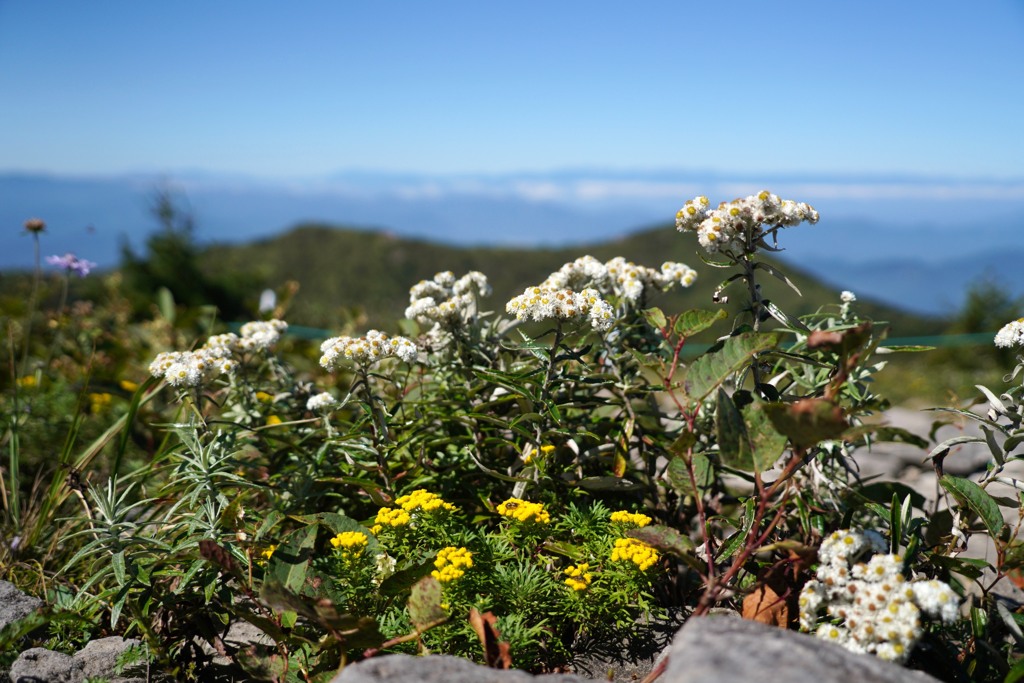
46,253,97,277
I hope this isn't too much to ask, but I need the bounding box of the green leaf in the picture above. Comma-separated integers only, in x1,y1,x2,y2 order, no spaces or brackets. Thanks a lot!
673,309,727,338
753,261,802,296
642,307,667,330
715,388,747,467
112,550,126,586
666,452,714,499
110,584,129,630
577,476,645,492
378,559,436,598
256,510,286,541
541,540,585,561
877,344,934,353
763,299,810,332
408,576,448,631
156,286,175,324
684,332,782,401
939,475,1004,538
890,493,903,553
626,525,695,556
267,523,317,595
1004,541,1024,570
715,390,786,473
736,400,787,472
1005,657,1024,683
763,399,847,450
292,512,381,556
841,424,929,449
717,499,756,562
970,605,988,639
113,375,159,476
0,609,50,650
851,482,927,515
260,579,383,647
981,426,1005,466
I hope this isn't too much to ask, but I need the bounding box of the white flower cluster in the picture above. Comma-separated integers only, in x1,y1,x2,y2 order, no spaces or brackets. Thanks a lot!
675,190,819,255
995,317,1024,348
799,529,960,663
238,319,288,351
320,330,418,370
306,392,338,412
538,255,697,303
149,341,237,389
505,286,614,332
405,270,491,327
148,319,289,388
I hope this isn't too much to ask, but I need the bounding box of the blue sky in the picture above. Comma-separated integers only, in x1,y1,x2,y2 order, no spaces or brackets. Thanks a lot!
2,0,1022,180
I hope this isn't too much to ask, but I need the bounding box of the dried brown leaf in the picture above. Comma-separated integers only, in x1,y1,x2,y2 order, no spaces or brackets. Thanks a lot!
469,608,512,669
741,584,788,627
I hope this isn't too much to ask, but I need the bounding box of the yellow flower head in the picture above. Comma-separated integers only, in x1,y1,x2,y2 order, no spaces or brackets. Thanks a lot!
330,531,369,558
395,489,457,514
432,546,473,583
563,563,593,591
609,510,652,528
255,391,274,403
265,415,283,426
497,497,551,524
119,379,139,393
373,507,412,529
610,537,660,571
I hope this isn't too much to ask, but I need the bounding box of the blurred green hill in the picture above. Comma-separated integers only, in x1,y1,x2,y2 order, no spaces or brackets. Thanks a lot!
201,222,945,337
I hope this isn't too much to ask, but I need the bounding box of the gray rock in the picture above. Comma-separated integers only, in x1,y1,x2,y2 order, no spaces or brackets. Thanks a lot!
661,616,941,683
855,407,990,480
570,609,684,682
332,653,594,683
0,580,44,631
9,647,84,683
74,636,146,681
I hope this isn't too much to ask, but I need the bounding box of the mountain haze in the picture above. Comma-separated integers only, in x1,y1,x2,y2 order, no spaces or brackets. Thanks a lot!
4,170,1023,316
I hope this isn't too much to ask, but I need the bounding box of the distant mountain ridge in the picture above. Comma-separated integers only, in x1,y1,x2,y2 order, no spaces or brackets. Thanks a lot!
3,170,1023,316
199,222,942,338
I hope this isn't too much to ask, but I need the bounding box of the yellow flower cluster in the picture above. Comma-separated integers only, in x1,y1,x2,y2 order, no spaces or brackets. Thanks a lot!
432,546,473,583
88,392,113,414
609,510,652,528
369,490,455,534
523,444,556,464
563,563,593,591
370,507,412,534
330,531,369,558
610,538,660,571
497,498,551,524
395,489,457,513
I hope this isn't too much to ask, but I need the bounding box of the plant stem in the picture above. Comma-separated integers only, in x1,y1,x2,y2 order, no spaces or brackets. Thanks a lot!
358,368,392,493
19,231,42,378
541,321,564,404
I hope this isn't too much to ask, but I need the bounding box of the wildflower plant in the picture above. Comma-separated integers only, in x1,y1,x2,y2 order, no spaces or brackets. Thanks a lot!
799,529,960,663
9,189,1024,681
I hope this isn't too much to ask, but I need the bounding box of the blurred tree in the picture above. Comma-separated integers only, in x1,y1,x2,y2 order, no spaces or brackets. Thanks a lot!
941,276,1023,367
120,188,253,322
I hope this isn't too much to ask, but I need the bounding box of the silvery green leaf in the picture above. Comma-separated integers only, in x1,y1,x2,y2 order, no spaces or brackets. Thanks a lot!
981,426,1005,466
